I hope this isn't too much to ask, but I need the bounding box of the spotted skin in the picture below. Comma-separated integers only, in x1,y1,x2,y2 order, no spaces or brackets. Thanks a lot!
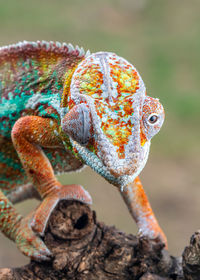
0,41,166,261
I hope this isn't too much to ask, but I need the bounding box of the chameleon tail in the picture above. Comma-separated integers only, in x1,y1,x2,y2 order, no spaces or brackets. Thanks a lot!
7,183,41,204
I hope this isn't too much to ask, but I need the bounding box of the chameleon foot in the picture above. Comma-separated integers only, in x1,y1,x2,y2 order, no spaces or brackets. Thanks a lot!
15,213,52,261
31,184,92,236
156,228,168,248
138,222,168,249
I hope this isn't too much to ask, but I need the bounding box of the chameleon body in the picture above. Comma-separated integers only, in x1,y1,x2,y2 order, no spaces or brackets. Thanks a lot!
0,41,166,261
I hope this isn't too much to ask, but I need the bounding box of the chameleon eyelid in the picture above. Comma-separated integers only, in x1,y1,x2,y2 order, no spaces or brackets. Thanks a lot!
147,113,159,125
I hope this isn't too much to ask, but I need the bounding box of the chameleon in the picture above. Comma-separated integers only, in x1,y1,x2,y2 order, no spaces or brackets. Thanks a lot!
0,40,167,261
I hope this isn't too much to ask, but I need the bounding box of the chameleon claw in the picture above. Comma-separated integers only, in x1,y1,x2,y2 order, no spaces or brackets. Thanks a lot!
138,224,168,249
14,213,53,261
31,249,52,262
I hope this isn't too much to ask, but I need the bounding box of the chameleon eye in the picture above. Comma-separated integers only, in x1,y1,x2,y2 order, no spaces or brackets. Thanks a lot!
148,114,159,124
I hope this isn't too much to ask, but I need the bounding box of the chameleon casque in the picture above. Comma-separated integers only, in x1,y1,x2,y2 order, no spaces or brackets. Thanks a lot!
0,41,166,261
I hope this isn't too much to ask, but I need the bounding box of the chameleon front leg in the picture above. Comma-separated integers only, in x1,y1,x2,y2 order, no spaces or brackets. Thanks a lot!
120,176,167,247
11,116,92,237
0,190,51,260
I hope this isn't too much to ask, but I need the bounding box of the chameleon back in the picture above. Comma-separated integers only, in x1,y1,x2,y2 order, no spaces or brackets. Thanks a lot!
0,41,87,194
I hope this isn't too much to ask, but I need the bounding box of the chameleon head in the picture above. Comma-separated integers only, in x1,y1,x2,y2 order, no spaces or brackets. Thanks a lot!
61,52,164,185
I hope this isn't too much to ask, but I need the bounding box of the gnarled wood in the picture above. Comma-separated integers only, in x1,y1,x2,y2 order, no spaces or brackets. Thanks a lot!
0,200,199,279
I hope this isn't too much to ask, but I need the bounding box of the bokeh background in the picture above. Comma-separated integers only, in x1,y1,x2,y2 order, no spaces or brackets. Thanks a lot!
0,0,199,267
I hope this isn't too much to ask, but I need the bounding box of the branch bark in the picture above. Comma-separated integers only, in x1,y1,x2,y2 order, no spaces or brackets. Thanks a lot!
0,200,199,279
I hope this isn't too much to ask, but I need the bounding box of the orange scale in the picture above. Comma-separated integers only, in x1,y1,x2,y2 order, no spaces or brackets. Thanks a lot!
140,130,147,147
118,112,124,118
113,104,120,111
76,68,83,73
96,89,103,94
115,130,121,137
117,147,125,159
112,120,119,125
118,80,123,87
127,120,132,127
103,122,109,128
123,106,133,116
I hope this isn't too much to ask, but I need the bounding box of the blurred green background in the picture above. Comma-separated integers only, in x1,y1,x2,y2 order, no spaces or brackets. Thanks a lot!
0,0,200,267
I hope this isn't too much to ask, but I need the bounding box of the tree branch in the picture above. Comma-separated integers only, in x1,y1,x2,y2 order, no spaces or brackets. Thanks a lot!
0,200,199,279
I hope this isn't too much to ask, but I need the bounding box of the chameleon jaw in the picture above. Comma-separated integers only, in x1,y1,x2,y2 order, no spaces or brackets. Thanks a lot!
68,138,150,191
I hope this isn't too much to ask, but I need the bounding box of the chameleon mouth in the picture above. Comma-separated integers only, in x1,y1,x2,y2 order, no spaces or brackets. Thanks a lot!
71,140,137,188
107,163,137,178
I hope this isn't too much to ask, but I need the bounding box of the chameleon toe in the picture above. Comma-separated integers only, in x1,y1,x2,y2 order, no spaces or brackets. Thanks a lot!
31,184,92,236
